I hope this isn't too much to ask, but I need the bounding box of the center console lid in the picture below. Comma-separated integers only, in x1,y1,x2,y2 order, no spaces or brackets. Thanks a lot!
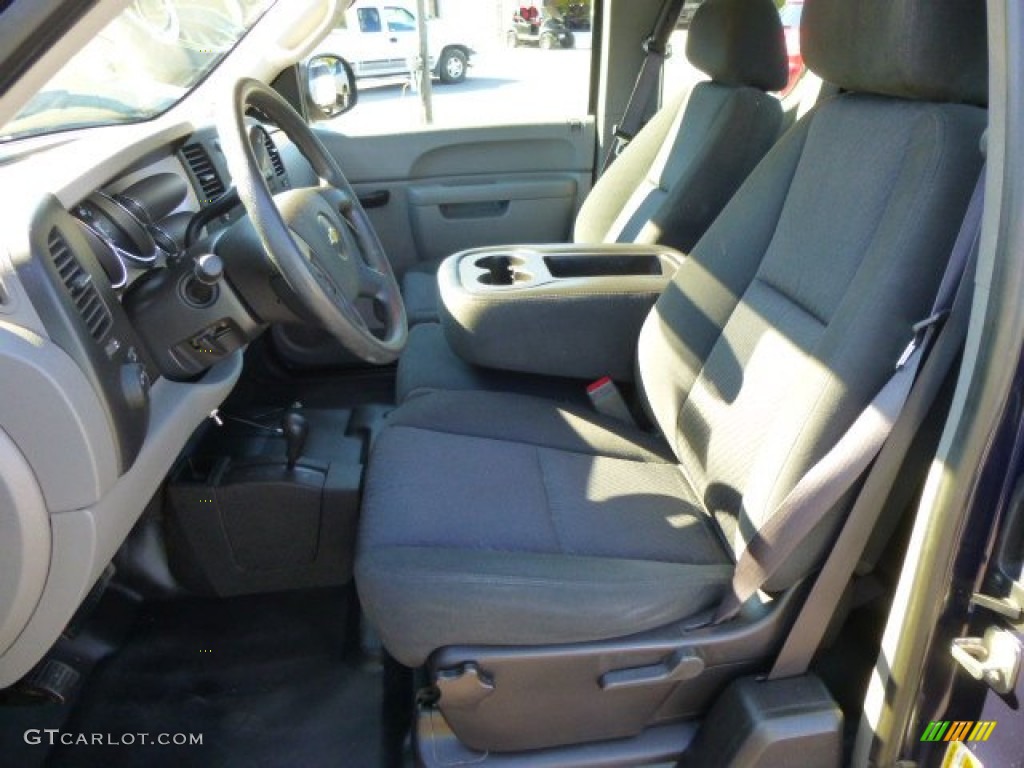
438,243,684,382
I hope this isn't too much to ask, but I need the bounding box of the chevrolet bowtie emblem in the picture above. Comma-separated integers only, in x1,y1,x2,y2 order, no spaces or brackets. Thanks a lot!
318,214,341,247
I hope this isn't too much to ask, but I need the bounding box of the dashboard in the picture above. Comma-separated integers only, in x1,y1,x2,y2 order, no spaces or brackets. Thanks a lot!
0,117,310,687
0,0,350,689
77,123,290,288
17,123,294,470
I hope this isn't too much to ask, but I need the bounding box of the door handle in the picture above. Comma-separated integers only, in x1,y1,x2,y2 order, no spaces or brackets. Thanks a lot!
389,36,399,43
358,190,391,209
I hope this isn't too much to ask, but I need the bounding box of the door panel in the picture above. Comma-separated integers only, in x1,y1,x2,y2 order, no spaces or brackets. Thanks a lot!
407,178,578,263
311,120,595,276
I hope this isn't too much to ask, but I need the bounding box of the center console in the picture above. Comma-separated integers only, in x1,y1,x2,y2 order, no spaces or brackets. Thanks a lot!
438,243,685,382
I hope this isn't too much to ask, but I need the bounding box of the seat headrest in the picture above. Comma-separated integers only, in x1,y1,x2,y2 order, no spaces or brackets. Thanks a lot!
803,0,988,106
686,0,789,92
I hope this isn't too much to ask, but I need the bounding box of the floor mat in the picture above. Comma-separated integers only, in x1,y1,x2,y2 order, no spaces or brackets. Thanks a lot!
47,589,381,768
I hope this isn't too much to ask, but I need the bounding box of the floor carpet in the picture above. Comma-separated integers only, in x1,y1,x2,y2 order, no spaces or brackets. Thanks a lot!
45,589,381,768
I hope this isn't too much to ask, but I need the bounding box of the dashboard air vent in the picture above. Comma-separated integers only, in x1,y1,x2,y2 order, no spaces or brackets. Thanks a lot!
48,229,112,342
181,142,226,203
263,133,286,178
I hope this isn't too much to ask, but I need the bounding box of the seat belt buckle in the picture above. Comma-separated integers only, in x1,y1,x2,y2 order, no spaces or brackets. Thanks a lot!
587,377,636,424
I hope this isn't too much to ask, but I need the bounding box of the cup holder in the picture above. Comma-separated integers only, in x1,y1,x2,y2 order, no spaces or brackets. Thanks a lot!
475,254,531,286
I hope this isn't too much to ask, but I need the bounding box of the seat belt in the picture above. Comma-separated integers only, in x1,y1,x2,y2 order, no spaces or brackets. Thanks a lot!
768,259,976,678
713,168,987,630
601,0,687,173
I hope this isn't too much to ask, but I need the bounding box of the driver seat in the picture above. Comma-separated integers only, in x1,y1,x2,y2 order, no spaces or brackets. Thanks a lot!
356,0,987,754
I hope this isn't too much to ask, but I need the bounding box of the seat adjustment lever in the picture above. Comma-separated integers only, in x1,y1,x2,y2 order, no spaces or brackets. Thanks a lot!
600,650,704,691
436,663,495,710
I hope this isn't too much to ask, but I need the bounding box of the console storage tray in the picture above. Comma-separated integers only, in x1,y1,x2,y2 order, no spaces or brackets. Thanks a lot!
438,244,684,381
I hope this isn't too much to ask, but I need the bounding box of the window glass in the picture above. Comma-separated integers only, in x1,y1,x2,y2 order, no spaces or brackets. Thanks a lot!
318,0,594,134
358,8,383,34
384,7,417,33
1,0,275,142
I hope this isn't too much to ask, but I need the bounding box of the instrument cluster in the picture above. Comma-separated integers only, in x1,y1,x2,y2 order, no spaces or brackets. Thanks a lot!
71,172,193,290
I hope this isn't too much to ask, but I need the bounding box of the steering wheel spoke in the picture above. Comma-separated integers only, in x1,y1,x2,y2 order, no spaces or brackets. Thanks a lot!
219,78,407,364
310,258,341,298
343,298,371,333
358,262,390,300
319,186,355,217
290,228,341,295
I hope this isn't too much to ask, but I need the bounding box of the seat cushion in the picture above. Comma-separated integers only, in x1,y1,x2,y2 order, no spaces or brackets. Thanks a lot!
357,391,732,667
401,266,442,326
638,94,986,589
396,322,592,405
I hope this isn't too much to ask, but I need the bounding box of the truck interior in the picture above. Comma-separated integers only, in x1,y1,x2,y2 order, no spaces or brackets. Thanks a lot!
0,0,1021,766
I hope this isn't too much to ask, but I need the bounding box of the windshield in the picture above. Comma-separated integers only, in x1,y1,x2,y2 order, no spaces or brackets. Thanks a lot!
1,0,276,142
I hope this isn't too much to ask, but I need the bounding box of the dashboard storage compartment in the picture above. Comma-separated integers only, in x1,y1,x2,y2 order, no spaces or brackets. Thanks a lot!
164,409,368,596
166,458,361,596
215,464,327,571
439,244,684,382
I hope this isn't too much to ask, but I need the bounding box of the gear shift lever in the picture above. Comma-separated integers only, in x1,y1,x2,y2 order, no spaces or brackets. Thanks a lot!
282,410,309,470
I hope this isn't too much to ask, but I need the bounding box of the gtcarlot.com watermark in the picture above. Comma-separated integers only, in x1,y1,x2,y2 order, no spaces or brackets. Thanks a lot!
25,729,203,747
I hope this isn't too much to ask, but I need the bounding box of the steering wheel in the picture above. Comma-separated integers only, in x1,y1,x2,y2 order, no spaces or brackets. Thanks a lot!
218,78,407,364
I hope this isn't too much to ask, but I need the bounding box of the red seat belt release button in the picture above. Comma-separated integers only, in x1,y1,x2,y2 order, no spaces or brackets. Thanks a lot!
587,377,635,425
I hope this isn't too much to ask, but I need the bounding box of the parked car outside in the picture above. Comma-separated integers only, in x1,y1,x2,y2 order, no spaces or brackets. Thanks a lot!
310,0,474,84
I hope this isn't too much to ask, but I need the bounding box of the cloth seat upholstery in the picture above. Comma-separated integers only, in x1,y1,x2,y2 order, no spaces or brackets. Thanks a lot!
359,391,733,665
357,0,989,668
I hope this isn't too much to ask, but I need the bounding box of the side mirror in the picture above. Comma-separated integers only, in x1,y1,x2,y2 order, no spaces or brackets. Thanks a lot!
304,54,357,121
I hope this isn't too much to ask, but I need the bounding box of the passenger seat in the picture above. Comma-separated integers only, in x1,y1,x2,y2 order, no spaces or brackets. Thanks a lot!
400,0,790,325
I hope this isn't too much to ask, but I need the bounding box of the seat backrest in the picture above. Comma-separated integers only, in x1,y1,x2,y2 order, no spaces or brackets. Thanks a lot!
574,0,789,253
636,0,987,589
